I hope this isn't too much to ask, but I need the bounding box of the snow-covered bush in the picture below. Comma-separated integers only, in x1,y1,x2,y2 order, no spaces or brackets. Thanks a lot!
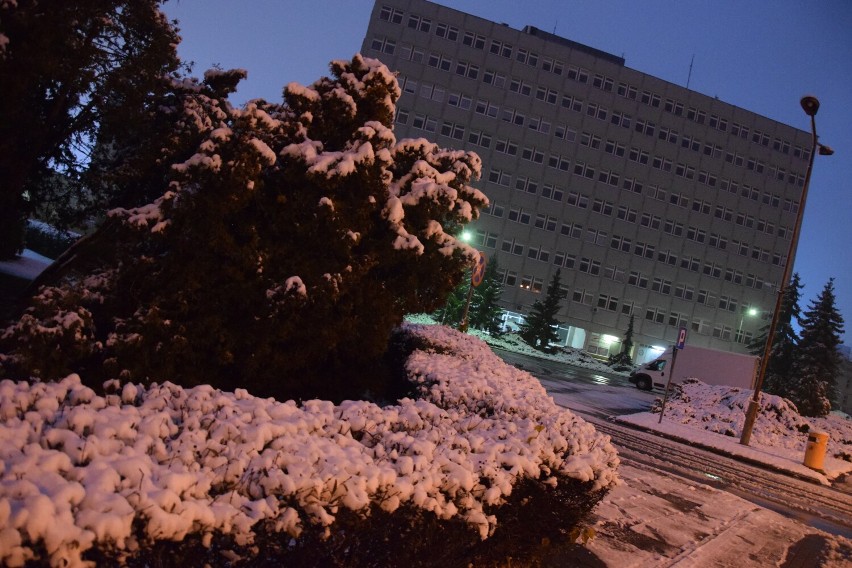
2,55,487,402
652,379,851,460
0,324,618,567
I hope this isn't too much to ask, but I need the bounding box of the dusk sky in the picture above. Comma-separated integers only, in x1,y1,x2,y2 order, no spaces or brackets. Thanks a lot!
163,0,852,341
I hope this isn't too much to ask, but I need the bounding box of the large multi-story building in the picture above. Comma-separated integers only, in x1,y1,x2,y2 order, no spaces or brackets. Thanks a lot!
362,0,812,363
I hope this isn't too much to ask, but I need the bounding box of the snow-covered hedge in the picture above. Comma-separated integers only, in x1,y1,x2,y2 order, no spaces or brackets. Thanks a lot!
0,324,619,567
654,379,852,460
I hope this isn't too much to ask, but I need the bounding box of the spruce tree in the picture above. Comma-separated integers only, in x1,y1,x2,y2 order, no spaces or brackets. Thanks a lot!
433,270,471,327
791,278,845,416
749,273,803,399
468,254,505,334
519,269,567,353
1,55,488,402
0,0,181,258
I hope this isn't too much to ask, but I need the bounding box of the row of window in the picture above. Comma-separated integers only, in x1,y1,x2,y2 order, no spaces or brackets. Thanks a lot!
401,103,801,222
494,264,754,344
475,225,775,296
375,6,808,161
394,70,806,197
479,162,794,242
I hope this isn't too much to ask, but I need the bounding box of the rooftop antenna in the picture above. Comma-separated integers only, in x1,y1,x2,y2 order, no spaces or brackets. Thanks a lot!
686,54,695,89
553,18,557,35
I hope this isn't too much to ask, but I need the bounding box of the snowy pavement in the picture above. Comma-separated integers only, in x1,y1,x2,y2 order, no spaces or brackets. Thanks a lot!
535,363,852,565
581,462,849,567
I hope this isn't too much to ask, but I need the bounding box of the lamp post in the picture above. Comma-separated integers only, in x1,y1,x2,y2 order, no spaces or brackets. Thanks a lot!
740,95,834,446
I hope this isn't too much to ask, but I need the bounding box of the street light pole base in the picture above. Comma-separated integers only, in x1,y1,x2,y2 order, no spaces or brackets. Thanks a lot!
740,399,760,446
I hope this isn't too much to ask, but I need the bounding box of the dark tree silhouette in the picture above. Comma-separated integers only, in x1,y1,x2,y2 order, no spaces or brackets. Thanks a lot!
519,269,567,353
791,278,845,416
0,0,181,258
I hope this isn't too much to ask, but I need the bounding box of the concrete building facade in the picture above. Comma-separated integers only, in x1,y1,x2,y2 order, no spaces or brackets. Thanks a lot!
362,0,812,362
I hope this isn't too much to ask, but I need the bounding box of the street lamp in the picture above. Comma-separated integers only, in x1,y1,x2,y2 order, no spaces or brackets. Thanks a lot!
740,95,834,445
737,307,759,340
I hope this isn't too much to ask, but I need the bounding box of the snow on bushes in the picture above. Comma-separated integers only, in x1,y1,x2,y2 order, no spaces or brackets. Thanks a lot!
0,325,618,567
653,379,851,460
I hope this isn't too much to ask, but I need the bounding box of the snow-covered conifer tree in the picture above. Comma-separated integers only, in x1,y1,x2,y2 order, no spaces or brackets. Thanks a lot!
468,254,505,334
791,278,845,416
2,55,487,402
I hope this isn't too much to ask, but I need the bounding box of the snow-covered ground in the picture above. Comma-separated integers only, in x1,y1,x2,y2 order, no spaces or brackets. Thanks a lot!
618,380,852,485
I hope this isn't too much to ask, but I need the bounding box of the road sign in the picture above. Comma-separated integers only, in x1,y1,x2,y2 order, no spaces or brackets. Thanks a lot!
676,327,688,350
471,251,488,287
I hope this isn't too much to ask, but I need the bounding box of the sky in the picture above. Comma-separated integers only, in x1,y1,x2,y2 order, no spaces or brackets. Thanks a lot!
162,0,852,340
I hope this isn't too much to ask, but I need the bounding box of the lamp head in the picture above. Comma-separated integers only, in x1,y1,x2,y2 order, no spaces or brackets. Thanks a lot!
800,95,820,117
819,144,834,156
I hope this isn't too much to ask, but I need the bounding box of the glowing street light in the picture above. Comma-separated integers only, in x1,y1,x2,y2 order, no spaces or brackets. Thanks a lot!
740,95,834,446
737,307,760,339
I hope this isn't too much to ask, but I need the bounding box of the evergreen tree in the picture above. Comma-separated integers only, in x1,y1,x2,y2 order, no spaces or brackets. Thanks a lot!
1,55,488,403
432,270,471,327
519,269,567,353
791,278,845,417
468,254,505,334
748,273,803,399
0,0,182,258
433,254,504,333
609,314,635,370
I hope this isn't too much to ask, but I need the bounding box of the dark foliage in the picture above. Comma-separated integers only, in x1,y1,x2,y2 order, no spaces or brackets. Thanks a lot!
467,254,505,335
433,253,505,334
519,269,567,353
1,56,486,404
749,272,803,399
792,278,845,416
55,475,604,568
0,0,181,258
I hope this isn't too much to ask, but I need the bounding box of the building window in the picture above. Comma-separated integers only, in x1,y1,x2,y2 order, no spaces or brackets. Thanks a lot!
379,5,403,23
560,95,583,112
434,23,459,41
645,307,666,324
628,271,649,288
407,15,431,32
501,239,525,256
462,31,486,49
488,169,511,186
597,294,619,311
586,229,609,245
572,289,593,305
489,40,513,58
651,277,672,295
541,184,564,201
567,192,589,208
